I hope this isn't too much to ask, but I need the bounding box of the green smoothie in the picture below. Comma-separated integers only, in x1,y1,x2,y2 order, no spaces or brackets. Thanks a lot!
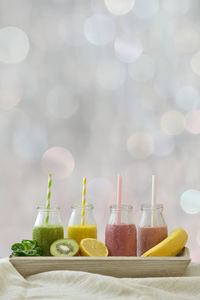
33,225,64,256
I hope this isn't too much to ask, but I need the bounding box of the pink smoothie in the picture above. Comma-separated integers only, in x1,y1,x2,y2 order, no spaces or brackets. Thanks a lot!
105,224,137,256
137,226,168,256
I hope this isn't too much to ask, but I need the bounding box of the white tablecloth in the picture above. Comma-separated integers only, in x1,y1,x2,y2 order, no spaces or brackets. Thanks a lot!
0,257,200,300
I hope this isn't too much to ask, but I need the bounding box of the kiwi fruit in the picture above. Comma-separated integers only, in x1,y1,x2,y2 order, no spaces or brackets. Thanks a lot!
50,238,79,257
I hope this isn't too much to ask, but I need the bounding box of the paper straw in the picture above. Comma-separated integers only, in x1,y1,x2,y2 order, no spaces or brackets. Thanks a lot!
45,174,52,225
81,177,87,226
117,174,122,225
151,174,157,227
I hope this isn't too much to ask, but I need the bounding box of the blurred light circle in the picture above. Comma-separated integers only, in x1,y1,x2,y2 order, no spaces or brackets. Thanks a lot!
13,125,48,162
127,132,153,159
105,0,135,15
162,0,190,15
84,14,115,46
153,132,174,157
174,28,199,54
96,59,126,90
128,54,156,82
180,190,200,214
184,110,200,134
41,147,75,179
161,110,184,136
191,52,200,76
0,87,23,110
175,86,200,111
114,36,143,63
0,26,29,64
46,86,79,119
133,0,159,19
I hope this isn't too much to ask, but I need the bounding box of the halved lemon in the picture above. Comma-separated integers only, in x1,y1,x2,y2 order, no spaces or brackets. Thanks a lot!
80,238,108,257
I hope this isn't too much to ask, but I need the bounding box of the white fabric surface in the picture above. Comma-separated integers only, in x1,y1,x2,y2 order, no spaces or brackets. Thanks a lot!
0,258,200,300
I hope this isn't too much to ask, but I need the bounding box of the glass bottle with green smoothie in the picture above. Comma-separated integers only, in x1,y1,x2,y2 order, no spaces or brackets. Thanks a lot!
33,206,64,256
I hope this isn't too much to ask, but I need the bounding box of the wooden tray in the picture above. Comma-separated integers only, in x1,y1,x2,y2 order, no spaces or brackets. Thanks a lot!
10,247,190,278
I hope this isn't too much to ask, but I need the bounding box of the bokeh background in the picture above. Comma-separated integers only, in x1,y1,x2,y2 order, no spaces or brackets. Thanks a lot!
0,0,200,260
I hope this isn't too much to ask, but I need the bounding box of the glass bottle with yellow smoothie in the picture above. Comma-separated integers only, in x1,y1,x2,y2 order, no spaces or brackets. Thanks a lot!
67,203,97,244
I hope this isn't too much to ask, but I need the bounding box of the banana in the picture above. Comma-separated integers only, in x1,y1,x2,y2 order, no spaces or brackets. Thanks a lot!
141,228,188,257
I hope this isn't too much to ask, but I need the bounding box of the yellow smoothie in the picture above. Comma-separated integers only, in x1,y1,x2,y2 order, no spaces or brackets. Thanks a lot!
67,224,97,244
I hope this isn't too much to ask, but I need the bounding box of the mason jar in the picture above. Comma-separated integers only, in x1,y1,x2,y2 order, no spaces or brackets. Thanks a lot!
67,203,97,244
32,206,64,256
137,204,168,256
105,204,137,256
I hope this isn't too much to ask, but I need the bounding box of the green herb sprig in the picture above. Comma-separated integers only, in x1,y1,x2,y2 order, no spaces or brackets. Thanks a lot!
10,240,44,257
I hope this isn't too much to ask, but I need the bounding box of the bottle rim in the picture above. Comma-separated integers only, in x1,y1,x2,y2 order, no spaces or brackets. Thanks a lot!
141,204,163,210
36,206,60,211
109,204,133,211
71,203,94,210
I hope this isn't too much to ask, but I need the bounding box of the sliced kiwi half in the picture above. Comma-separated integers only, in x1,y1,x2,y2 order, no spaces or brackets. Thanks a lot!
50,238,79,257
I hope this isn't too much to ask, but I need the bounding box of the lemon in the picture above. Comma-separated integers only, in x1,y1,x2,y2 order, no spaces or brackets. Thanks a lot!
80,238,108,257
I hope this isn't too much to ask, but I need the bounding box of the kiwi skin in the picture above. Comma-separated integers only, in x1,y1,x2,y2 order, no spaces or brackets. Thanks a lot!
50,238,79,257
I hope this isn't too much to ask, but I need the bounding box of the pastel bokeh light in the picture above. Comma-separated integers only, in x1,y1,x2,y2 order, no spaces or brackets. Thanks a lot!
114,36,143,63
41,147,75,179
105,0,135,15
13,124,48,162
180,190,200,214
160,110,184,136
184,110,200,134
127,133,154,159
133,0,159,19
0,26,29,64
175,86,200,111
84,14,115,46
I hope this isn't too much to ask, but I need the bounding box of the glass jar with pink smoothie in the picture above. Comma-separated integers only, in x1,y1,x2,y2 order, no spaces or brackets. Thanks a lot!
105,205,137,256
137,204,168,256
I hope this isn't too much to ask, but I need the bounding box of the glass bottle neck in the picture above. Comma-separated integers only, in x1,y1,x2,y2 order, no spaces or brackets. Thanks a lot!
71,203,94,211
36,206,61,212
108,204,134,225
34,206,63,227
68,203,96,226
139,204,167,227
141,204,163,212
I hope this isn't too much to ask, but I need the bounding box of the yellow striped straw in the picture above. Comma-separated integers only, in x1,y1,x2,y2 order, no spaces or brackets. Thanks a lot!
81,177,87,226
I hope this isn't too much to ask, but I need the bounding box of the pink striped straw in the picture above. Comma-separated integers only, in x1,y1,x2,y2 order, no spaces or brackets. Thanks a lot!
117,174,122,224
